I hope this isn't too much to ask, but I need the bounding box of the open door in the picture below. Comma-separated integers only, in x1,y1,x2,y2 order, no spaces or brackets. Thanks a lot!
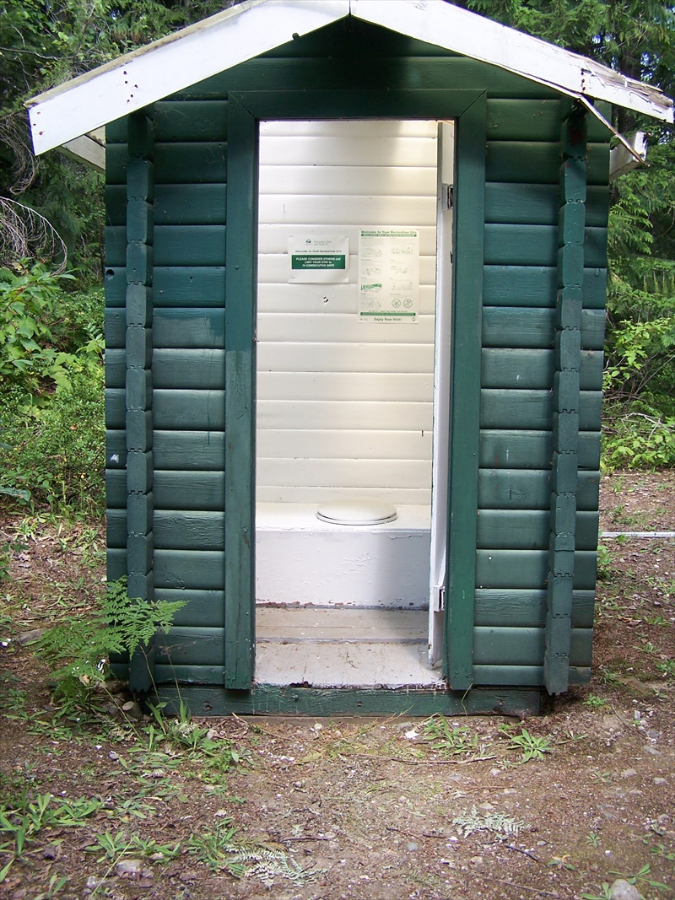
428,120,454,666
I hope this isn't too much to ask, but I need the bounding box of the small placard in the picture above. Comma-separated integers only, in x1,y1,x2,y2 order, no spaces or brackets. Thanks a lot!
288,235,349,283
358,229,419,323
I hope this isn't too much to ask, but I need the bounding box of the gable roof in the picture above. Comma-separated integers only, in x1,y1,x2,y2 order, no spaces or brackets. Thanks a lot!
26,0,673,170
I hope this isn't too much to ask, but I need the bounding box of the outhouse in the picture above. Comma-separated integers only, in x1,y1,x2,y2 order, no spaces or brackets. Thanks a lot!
28,0,673,716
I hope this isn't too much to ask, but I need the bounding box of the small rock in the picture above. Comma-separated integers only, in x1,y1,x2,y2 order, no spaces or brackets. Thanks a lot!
17,628,46,645
609,878,642,900
108,750,120,761
84,876,104,893
407,842,418,852
121,700,143,719
654,777,667,785
115,858,143,878
42,842,61,860
470,856,485,866
179,871,200,883
621,768,637,778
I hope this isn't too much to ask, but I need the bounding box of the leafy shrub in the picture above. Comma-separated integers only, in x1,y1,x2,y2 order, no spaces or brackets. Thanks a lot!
0,369,105,516
602,401,675,471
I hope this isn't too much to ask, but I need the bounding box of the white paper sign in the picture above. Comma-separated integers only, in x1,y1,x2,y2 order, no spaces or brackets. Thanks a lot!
358,229,419,323
288,235,349,283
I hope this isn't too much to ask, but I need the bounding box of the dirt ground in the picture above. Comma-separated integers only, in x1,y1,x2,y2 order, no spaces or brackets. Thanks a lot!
1,472,674,900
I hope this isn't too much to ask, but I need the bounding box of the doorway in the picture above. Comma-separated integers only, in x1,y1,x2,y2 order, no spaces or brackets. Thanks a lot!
253,118,453,688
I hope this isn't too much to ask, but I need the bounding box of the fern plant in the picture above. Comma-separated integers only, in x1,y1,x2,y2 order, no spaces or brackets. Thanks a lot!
38,578,184,699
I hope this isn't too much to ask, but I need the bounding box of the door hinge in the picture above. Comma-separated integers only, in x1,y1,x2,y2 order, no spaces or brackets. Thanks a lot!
441,183,453,210
433,585,446,612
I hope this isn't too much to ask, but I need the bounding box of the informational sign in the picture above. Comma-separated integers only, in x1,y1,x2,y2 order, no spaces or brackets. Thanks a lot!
288,235,349,283
358,228,419,323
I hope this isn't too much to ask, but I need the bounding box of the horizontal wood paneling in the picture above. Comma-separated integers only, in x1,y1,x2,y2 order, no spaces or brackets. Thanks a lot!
258,342,433,373
485,183,608,227
483,307,604,349
472,665,590,687
180,57,560,101
474,589,595,628
155,627,223,665
486,141,609,185
483,266,607,309
157,589,225,628
257,399,432,431
153,100,228,141
476,550,597,590
153,390,225,430
258,371,433,402
154,432,225,470
484,224,607,268
107,470,225,510
257,429,432,459
478,469,599,510
104,267,227,308
154,309,225,348
106,183,228,226
477,509,598,550
257,312,435,345
154,226,226,267
480,389,602,430
473,626,592,665
153,349,225,389
481,348,602,390
257,119,437,501
479,430,601,470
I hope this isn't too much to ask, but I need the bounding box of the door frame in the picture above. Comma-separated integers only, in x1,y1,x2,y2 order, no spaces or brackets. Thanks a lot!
224,89,486,691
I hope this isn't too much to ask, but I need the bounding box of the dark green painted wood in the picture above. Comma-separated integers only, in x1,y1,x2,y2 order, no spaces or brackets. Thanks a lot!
446,92,486,690
223,96,257,691
153,308,225,348
486,98,561,141
153,349,225,389
478,469,599,510
180,55,559,101
154,226,226,267
482,307,604,349
484,224,606,268
153,390,223,430
474,589,594,628
477,510,598,550
545,105,588,696
485,183,608,227
476,549,597,590
154,549,224,590
232,88,483,121
483,266,606,309
155,684,542,717
157,589,225,627
479,430,600,470
155,627,222,665
108,471,225,510
154,100,228,141
153,268,226,308
480,389,601,431
487,141,608,185
481,348,602,390
154,142,227,184
472,665,590,686
473,626,592,666
153,432,225,471
109,184,230,226
109,507,598,554
106,430,126,468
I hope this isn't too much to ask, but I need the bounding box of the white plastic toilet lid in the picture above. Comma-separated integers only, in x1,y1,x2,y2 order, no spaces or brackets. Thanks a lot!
316,498,398,526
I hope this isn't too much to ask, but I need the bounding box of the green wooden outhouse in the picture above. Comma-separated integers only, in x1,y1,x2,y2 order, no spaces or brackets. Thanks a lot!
28,0,673,716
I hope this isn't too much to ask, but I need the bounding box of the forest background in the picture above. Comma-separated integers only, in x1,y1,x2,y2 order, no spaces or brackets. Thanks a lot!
1,0,674,518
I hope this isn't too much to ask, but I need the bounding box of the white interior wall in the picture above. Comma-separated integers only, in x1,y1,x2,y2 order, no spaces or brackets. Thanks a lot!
257,120,438,504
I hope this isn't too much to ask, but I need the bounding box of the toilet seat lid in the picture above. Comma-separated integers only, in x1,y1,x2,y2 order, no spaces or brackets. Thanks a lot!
317,498,397,526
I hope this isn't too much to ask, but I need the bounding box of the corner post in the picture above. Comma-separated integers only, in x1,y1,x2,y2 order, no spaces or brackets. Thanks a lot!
125,109,155,692
545,102,587,693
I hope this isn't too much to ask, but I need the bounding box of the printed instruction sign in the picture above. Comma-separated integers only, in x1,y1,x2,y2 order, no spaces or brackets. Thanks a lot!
358,229,420,323
288,235,349,283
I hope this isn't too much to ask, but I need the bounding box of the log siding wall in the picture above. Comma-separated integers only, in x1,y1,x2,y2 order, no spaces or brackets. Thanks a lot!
103,19,609,690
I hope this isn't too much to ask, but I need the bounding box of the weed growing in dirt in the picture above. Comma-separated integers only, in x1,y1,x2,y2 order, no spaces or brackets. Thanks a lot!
584,693,609,709
0,793,102,882
609,862,671,894
452,805,525,838
87,830,181,862
422,715,483,757
498,725,552,762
